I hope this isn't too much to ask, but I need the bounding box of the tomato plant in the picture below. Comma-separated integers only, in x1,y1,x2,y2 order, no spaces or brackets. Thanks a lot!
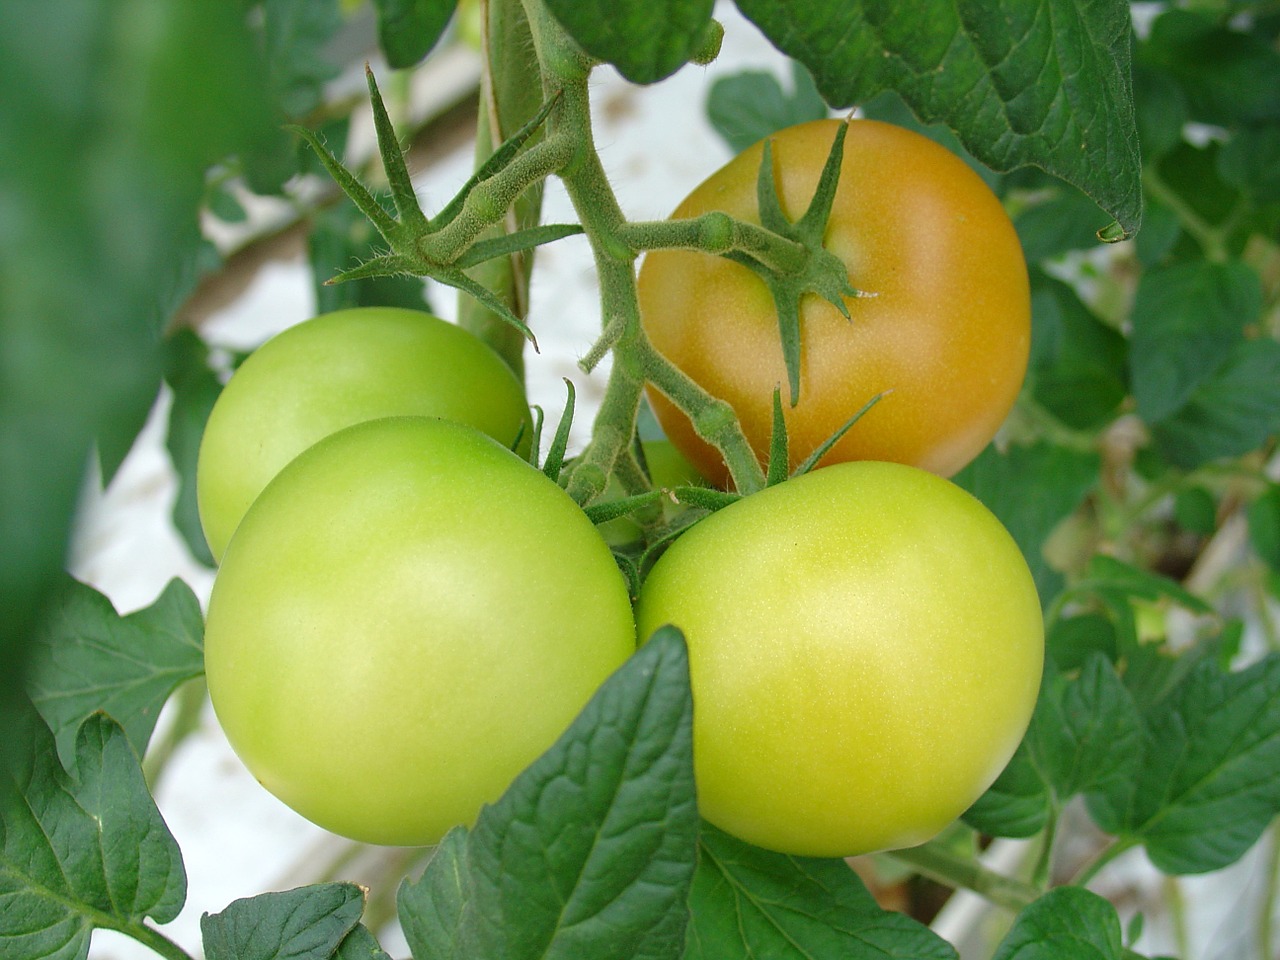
203,415,635,846
639,118,1031,486
196,306,532,560
637,460,1044,858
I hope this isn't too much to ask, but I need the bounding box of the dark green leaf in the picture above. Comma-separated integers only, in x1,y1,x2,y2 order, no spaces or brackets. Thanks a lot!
1088,654,1280,874
1028,274,1128,430
1138,10,1280,128
1219,126,1280,205
953,442,1100,602
1129,260,1262,424
24,578,205,770
163,329,221,566
686,823,957,959
399,627,697,960
202,883,366,960
991,887,1124,960
543,0,716,84
963,741,1050,839
1150,338,1280,469
706,62,828,153
372,0,458,69
0,710,186,960
734,0,1143,238
1174,487,1218,537
1132,197,1182,268
1016,184,1120,264
1131,60,1189,163
1248,484,1280,571
0,0,277,762
1047,613,1117,672
334,924,394,960
260,0,343,118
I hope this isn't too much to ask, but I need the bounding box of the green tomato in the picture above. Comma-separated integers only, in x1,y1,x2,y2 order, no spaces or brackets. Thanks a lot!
204,416,635,846
635,461,1043,857
197,307,531,562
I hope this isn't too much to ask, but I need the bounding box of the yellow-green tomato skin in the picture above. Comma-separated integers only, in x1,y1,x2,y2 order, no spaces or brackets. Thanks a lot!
197,307,532,561
204,416,635,846
635,461,1043,858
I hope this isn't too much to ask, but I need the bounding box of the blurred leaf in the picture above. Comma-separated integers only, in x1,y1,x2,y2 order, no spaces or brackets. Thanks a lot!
1048,612,1118,672
398,627,697,960
1138,9,1280,128
991,887,1125,959
202,883,369,960
1174,487,1218,537
0,0,277,778
686,823,957,959
163,329,222,565
953,442,1100,603
1028,274,1128,430
1016,184,1117,264
372,0,457,69
1150,338,1280,470
24,578,205,770
706,62,828,154
734,0,1143,238
1218,125,1280,205
1132,197,1182,268
1088,653,1280,874
310,198,433,313
543,0,716,84
1248,484,1280,572
0,709,186,960
1131,60,1189,163
1129,260,1262,424
260,0,343,118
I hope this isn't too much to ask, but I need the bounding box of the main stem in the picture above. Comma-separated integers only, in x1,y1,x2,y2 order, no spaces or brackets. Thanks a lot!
521,0,766,501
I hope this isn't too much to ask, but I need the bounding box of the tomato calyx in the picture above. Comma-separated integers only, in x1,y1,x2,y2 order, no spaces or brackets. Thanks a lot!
721,120,872,406
291,69,582,350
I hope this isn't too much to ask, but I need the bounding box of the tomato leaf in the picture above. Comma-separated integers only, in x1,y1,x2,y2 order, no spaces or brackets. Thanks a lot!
23,578,205,772
966,657,1141,840
201,883,370,960
542,0,716,85
991,888,1125,960
685,822,957,960
0,709,187,960
397,627,697,960
371,0,457,69
1248,485,1280,573
1086,652,1280,875
707,62,828,154
1027,274,1128,431
733,0,1143,240
1149,339,1280,470
1128,260,1262,425
259,0,343,119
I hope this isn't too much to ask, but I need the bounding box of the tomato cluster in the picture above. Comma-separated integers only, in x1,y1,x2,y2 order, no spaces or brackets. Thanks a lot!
198,120,1042,858
198,309,635,846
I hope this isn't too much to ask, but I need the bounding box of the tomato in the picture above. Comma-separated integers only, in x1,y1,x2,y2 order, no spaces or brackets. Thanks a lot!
203,416,635,846
638,118,1030,487
197,307,532,561
635,460,1043,857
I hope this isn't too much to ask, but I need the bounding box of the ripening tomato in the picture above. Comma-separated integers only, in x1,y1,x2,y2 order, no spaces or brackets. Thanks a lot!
204,416,636,846
638,118,1030,487
635,460,1043,857
196,307,531,561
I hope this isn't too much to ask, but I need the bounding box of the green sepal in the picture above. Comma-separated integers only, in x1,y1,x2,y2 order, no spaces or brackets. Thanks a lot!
326,253,423,285
364,66,428,229
433,267,539,349
670,486,741,512
765,388,790,487
541,379,576,482
289,124,400,242
455,224,585,268
790,391,886,478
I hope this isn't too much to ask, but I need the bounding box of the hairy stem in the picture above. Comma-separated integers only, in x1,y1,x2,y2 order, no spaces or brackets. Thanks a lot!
885,841,1040,912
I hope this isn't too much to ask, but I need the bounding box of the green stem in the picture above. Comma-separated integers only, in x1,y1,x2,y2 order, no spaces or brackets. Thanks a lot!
1030,805,1059,890
103,920,194,960
885,840,1040,912
521,0,765,500
616,215,807,273
143,677,207,792
1260,821,1280,960
1070,835,1138,886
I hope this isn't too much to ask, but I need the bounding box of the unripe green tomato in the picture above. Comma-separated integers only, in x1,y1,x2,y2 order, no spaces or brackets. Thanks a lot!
635,461,1043,858
196,307,531,561
204,416,636,846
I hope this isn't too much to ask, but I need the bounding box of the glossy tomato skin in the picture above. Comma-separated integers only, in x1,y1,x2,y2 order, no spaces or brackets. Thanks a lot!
197,307,531,561
204,416,635,846
638,119,1031,487
635,461,1043,858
